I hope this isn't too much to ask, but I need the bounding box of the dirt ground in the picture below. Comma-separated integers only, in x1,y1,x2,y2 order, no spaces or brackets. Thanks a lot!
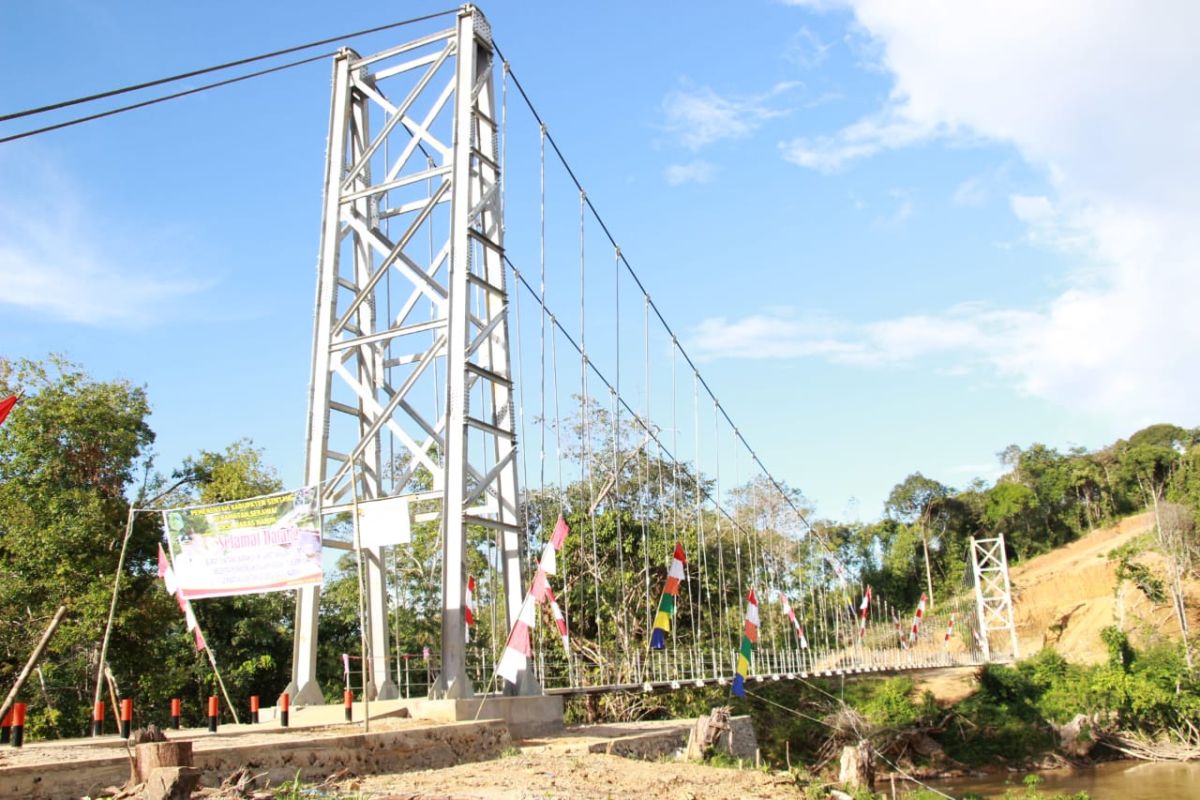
343,748,806,800
1007,511,1199,664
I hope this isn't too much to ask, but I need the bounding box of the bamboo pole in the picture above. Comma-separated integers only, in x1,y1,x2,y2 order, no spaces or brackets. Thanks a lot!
0,605,67,724
93,508,137,717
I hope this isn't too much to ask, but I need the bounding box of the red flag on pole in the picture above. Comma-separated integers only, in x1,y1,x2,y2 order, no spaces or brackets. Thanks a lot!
0,395,19,426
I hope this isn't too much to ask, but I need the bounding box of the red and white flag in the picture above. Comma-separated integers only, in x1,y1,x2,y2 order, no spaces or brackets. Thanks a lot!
157,544,179,596
545,586,569,654
464,575,476,642
496,518,572,684
944,613,955,648
0,395,19,427
496,592,538,683
778,591,808,649
909,593,927,643
549,514,570,551
858,586,872,638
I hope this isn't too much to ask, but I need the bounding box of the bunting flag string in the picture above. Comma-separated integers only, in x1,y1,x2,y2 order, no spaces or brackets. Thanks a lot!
545,586,570,655
909,592,927,644
650,542,686,650
496,593,537,683
731,589,759,698
496,515,571,684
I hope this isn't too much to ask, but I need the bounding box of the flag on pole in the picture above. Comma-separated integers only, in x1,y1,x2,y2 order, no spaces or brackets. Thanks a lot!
157,544,179,596
731,589,759,698
496,517,572,685
909,593,927,643
194,627,207,652
650,542,686,649
496,593,538,683
539,544,557,575
778,591,808,649
0,395,19,427
464,575,476,643
183,602,199,633
944,613,955,648
537,514,570,576
530,569,550,603
857,585,872,638
545,586,570,655
549,514,570,550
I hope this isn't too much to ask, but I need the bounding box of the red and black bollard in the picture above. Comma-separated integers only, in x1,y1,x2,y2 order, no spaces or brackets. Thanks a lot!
344,690,353,722
119,698,133,739
170,698,181,730
207,695,219,733
0,708,11,744
92,701,105,737
11,703,26,748
250,695,259,724
279,692,289,727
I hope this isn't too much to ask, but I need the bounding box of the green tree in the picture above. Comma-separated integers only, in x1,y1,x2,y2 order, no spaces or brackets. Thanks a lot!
0,356,156,737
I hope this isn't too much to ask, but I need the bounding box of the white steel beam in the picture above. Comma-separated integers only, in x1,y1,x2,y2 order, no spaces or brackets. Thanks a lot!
297,5,526,702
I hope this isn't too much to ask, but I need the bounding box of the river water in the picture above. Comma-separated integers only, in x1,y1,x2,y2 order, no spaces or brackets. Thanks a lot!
917,760,1200,798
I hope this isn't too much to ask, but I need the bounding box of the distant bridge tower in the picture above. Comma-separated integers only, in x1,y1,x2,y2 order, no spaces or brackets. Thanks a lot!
969,534,1020,661
290,5,526,703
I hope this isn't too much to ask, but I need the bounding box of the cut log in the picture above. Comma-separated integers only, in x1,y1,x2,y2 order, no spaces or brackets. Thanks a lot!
143,766,200,800
838,740,875,791
132,740,193,785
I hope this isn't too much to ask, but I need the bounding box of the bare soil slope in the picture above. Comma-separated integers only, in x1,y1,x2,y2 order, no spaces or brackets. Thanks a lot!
1007,512,1198,664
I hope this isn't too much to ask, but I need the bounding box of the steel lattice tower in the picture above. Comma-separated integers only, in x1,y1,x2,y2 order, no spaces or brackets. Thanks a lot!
969,534,1020,661
290,5,526,703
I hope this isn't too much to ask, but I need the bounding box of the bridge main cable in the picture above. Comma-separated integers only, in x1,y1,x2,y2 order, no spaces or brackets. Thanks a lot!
495,42,845,570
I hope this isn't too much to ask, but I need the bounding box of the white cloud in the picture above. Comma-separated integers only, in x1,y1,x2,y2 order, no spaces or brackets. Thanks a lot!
780,111,940,171
691,305,1038,369
785,26,834,69
952,176,988,207
664,160,716,186
769,0,1200,424
0,157,209,326
663,83,797,151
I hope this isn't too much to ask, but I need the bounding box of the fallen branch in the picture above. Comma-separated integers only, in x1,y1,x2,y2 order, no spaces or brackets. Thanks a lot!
1100,730,1200,762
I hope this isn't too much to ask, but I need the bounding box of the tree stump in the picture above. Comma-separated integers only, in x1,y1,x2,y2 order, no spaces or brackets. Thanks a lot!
685,706,731,761
132,740,193,785
838,740,875,791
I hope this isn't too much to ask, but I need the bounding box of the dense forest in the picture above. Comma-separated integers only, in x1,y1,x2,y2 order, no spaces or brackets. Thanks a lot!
1,355,1196,745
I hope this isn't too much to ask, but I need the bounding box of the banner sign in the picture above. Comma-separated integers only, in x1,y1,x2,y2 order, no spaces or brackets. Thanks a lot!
163,486,323,599
356,495,412,549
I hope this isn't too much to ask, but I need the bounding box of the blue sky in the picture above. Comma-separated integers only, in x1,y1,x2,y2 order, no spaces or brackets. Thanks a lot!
2,1,1196,521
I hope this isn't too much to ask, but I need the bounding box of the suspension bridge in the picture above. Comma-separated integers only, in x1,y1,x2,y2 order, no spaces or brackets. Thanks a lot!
268,4,1020,709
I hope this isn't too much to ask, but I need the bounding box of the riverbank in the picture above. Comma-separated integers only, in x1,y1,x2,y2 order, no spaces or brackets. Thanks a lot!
927,759,1200,799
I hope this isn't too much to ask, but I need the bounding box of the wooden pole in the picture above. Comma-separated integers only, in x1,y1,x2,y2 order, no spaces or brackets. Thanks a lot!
93,507,137,717
197,625,240,725
0,605,67,725
351,462,370,732
91,474,197,721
